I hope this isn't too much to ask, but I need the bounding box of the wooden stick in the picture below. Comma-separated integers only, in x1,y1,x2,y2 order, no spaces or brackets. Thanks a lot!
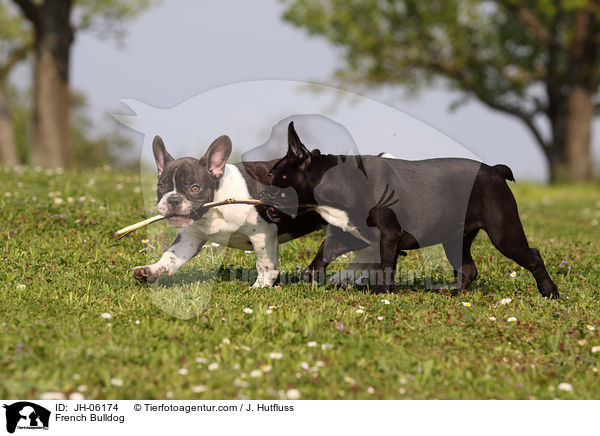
114,198,266,239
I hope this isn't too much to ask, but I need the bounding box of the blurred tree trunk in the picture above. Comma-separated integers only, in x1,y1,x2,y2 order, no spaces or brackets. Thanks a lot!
546,11,596,182
562,86,593,182
14,0,72,169
0,82,19,165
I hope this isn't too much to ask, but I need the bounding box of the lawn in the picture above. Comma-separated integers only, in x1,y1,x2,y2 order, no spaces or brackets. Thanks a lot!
1,165,599,400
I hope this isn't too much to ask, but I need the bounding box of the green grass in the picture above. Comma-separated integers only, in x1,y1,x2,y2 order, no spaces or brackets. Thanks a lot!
1,165,599,400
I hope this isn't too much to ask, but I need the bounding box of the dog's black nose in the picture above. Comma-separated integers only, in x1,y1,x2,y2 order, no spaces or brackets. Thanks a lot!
167,195,183,207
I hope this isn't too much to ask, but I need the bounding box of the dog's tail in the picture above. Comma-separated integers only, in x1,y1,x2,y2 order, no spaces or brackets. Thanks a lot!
493,164,515,182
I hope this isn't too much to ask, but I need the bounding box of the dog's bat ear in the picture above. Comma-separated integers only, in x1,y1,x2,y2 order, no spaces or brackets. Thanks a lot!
202,135,232,179
152,136,174,177
287,121,311,168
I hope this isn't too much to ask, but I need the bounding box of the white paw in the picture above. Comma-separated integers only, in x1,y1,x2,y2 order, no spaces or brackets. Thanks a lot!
251,270,278,288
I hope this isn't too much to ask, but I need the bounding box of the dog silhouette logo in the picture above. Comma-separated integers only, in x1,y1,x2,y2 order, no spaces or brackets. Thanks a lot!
3,402,50,434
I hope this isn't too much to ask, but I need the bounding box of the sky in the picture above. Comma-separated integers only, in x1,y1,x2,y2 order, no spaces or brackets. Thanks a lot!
68,0,600,182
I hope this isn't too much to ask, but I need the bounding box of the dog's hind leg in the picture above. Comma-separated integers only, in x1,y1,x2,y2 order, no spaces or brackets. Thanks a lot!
443,229,479,294
482,190,559,298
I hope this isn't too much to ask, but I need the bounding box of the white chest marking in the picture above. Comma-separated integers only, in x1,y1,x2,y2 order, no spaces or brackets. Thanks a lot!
314,206,369,243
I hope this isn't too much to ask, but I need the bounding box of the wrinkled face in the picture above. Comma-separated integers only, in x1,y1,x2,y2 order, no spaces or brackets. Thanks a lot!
152,135,232,228
156,159,217,226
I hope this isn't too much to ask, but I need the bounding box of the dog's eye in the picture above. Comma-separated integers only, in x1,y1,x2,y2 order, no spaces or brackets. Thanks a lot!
189,185,201,193
157,183,167,192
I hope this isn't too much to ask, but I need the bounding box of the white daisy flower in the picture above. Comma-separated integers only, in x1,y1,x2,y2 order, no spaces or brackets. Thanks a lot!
300,362,310,371
268,305,278,310
367,386,375,394
286,389,301,399
210,242,220,247
222,338,230,345
178,368,188,375
307,341,318,347
141,239,149,244
110,378,124,387
577,340,586,346
587,324,596,331
240,345,251,352
489,316,497,321
499,298,512,305
509,271,517,278
195,357,208,364
69,392,85,400
101,313,111,319
557,382,573,392
377,316,384,321
315,361,325,367
462,302,471,307
344,376,356,385
507,317,517,323
269,352,283,360
191,385,207,393
77,385,87,392
380,299,391,305
591,346,600,353
266,309,273,314
261,365,272,372
234,378,249,388
243,308,253,314
356,309,364,314
16,284,26,290
321,343,333,350
208,363,219,371
250,369,263,378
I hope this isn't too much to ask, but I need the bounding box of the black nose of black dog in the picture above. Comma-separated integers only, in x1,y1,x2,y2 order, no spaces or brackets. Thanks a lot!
167,195,183,207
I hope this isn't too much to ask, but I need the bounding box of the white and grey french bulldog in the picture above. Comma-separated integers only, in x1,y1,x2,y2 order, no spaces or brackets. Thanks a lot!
132,135,367,287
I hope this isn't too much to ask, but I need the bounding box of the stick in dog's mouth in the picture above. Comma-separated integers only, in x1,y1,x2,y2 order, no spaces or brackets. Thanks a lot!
114,198,266,239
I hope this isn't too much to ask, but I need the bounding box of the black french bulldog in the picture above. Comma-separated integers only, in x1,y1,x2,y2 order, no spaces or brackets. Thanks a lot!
263,122,559,298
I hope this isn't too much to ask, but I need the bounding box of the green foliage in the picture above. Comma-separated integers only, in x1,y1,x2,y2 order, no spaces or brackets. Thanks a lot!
6,86,135,167
73,0,159,42
0,167,599,399
69,90,136,168
281,0,599,112
4,83,30,162
0,1,31,76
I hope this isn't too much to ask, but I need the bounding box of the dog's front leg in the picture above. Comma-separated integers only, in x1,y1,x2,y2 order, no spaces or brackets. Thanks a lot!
248,227,279,287
133,229,206,283
328,247,375,286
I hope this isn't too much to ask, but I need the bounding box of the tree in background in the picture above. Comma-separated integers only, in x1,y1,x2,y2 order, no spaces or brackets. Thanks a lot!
283,0,600,182
0,2,30,165
9,0,155,168
69,90,135,169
